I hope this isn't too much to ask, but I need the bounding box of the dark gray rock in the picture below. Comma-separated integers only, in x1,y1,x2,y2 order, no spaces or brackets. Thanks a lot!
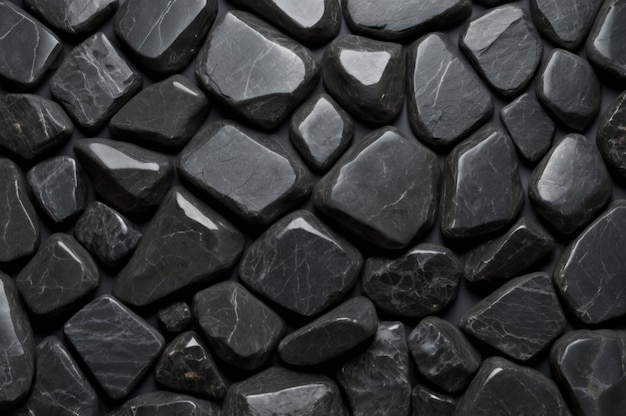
475,0,516,4
110,75,210,150
50,32,142,131
531,0,603,49
314,126,440,249
157,302,192,335
407,32,493,149
178,121,313,225
598,91,626,179
362,244,462,318
529,134,612,235
64,295,164,399
24,0,118,34
322,35,405,124
588,0,626,82
536,49,601,131
114,187,244,307
412,385,456,416
441,123,524,239
278,297,378,366
195,11,319,129
109,391,221,416
193,281,285,371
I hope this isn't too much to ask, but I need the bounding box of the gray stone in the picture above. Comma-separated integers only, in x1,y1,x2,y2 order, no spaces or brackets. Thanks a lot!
157,302,192,335
24,0,118,34
598,91,626,179
412,385,455,416
587,0,626,82
531,0,604,49
109,391,221,416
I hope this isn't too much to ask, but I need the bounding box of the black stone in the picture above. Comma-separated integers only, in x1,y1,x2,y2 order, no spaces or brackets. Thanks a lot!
362,244,462,318
24,0,118,34
158,302,192,335
195,11,319,129
587,0,626,82
322,35,405,124
314,126,440,249
412,385,456,416
598,91,626,179
114,187,244,307
531,0,603,49
110,391,221,416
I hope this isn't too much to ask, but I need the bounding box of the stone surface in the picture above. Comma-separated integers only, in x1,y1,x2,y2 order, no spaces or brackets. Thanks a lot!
240,210,363,317
598,91,626,179
64,295,164,399
289,94,354,172
50,32,142,131
408,316,481,394
195,11,319,129
178,121,313,225
441,123,524,239
362,244,462,318
412,385,456,416
114,187,244,307
193,281,285,371
531,0,604,49
278,297,378,366
460,272,566,361
529,134,612,235
314,126,440,249
110,391,221,416
115,0,217,73
110,75,210,150
407,32,493,149
24,0,118,34
536,49,601,131
588,0,626,82
158,302,192,334
322,35,405,124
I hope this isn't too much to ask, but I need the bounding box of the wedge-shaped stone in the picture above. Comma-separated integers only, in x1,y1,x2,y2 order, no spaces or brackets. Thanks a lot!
598,91,626,179
531,0,603,49
158,302,192,335
24,0,118,34
412,385,455,416
110,391,221,416
588,0,626,82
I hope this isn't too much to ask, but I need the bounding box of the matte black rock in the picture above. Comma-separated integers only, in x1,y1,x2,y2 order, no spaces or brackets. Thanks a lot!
110,391,221,416
531,0,603,49
158,302,193,335
24,0,118,34
598,91,626,179
412,385,456,416
195,11,319,129
362,244,462,318
322,35,405,124
587,0,626,82
314,126,440,249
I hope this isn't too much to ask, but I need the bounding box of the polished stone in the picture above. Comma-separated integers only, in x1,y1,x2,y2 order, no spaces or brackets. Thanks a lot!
278,297,378,366
178,121,313,225
314,126,440,249
588,0,626,81
64,295,164,399
240,210,363,317
531,0,604,49
412,385,456,416
407,32,493,149
195,11,319,129
50,33,142,131
24,0,118,34
158,302,192,335
362,244,462,318
529,134,612,234
441,123,524,239
110,391,221,416
322,35,405,124
598,91,626,178
114,187,244,307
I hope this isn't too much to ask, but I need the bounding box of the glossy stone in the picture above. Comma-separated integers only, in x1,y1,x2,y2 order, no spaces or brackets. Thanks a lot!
407,32,493,148
64,295,164,399
314,126,440,249
289,94,354,172
322,35,405,124
114,187,244,307
529,134,612,235
598,91,626,178
362,244,462,318
50,33,142,131
536,49,601,131
110,391,221,416
158,302,192,334
441,123,524,239
24,0,118,34
588,0,626,81
531,0,603,49
195,11,319,129
110,75,210,150
278,297,378,366
193,281,285,371
412,385,456,416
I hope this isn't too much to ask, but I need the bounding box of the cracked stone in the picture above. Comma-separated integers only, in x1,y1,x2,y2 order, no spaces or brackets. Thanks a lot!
587,0,626,82
531,0,604,49
110,391,221,416
598,91,626,179
412,385,456,416
24,0,118,34
158,302,193,335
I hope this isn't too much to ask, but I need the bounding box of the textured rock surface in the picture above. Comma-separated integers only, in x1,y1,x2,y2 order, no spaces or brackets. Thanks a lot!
110,391,221,416
531,0,604,49
587,0,626,82
412,385,456,416
24,0,118,34
158,302,192,335
598,91,626,179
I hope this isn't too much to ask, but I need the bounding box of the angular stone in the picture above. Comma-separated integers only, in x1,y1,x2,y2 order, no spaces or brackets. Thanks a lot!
536,49,601,131
110,391,221,416
460,272,566,361
278,297,378,366
598,91,626,179
114,187,244,307
0,94,73,161
529,134,612,235
193,281,285,371
407,32,493,148
155,331,227,400
110,75,209,151
240,210,363,317
64,295,164,399
24,0,118,34
289,93,354,172
50,33,142,131
115,0,217,73
158,302,192,334
412,385,456,416
441,123,524,239
454,357,571,416
337,322,411,416
588,0,626,82
314,126,440,249
0,158,40,263
531,0,603,49
223,367,347,416
500,93,555,163
195,11,319,129
178,121,313,225
362,244,462,318
322,35,405,124
408,317,481,394
75,138,174,216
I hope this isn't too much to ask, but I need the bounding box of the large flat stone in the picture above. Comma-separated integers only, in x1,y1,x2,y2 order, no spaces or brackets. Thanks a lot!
531,0,604,49
24,0,118,34
587,0,626,82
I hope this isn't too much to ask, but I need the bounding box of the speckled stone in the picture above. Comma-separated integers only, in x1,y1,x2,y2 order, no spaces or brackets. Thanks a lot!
24,0,118,34
587,0,626,82
597,91,626,179
412,385,456,416
531,0,604,49
157,302,192,335
110,391,221,416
